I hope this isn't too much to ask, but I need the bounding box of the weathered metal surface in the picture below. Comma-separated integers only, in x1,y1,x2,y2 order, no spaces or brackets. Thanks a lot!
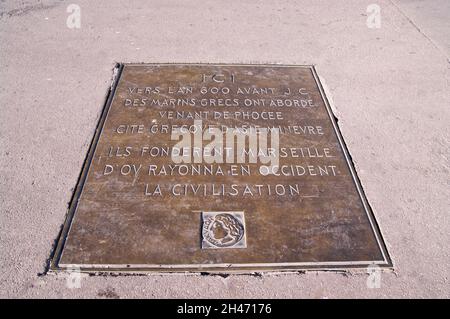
52,64,391,272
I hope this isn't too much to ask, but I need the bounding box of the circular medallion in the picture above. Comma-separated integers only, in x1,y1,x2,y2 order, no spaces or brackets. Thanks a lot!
202,213,245,248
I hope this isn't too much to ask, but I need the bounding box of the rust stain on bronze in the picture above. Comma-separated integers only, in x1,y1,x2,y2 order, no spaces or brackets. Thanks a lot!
51,64,391,272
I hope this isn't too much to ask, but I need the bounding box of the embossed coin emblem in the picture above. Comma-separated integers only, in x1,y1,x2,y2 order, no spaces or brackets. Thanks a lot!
202,212,246,249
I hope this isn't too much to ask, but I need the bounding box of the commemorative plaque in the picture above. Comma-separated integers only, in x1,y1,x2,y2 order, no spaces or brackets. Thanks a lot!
51,64,391,272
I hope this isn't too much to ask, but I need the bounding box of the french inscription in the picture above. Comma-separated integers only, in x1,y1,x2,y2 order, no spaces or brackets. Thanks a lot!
52,64,391,272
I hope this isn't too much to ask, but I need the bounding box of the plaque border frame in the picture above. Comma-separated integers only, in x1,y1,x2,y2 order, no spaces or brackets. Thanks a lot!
49,63,393,273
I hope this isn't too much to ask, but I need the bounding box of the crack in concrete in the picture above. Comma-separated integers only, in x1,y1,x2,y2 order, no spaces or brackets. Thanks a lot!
389,0,449,63
0,2,60,19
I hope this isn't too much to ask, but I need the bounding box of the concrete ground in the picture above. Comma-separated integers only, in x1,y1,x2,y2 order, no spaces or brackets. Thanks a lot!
0,0,448,298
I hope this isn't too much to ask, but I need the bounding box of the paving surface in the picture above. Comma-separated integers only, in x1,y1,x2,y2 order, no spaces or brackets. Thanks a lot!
0,0,449,298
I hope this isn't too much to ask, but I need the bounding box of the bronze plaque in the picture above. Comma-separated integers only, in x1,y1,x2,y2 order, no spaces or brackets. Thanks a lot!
51,64,391,272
